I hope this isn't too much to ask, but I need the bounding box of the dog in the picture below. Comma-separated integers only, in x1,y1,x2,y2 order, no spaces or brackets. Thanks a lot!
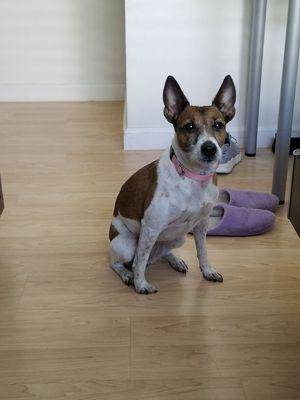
109,75,236,294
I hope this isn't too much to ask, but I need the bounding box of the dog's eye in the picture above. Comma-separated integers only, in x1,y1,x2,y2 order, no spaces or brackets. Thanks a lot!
213,121,224,130
183,123,195,131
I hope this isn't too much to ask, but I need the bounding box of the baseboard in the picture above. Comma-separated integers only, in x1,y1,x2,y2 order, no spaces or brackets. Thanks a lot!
0,83,125,101
124,126,300,150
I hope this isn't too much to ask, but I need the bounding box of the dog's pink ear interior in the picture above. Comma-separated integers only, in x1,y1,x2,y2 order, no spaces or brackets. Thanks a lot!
212,75,236,123
163,76,189,124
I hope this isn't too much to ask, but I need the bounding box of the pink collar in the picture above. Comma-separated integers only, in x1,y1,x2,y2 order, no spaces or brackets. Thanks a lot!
171,154,214,182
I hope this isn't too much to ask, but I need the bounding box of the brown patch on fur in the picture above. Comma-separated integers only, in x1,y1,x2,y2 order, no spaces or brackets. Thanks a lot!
113,160,158,222
175,105,227,152
216,130,228,147
109,223,119,241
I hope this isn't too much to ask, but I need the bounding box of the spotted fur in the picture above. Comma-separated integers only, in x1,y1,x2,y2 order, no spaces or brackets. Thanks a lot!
109,75,236,294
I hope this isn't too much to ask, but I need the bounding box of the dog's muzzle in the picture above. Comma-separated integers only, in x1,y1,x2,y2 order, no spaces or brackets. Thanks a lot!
201,141,217,161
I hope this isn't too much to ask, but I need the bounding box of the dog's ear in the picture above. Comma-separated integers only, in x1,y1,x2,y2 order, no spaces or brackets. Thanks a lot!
212,75,236,123
163,76,189,124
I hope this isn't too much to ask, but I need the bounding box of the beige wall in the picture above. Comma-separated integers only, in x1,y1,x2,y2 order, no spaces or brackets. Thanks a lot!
0,0,125,100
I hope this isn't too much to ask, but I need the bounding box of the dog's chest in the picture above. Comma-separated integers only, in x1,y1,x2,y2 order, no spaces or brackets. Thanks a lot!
152,166,218,240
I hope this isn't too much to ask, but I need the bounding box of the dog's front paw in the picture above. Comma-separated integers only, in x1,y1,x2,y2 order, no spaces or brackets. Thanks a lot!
134,280,158,295
201,265,223,282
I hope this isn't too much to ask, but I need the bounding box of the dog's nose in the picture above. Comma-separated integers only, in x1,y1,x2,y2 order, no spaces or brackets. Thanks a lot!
201,141,217,157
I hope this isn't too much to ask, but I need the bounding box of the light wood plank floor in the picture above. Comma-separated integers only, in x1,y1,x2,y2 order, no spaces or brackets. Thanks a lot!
0,102,299,400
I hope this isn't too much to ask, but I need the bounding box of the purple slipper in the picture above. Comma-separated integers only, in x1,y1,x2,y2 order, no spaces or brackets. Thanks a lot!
219,188,279,212
208,204,275,236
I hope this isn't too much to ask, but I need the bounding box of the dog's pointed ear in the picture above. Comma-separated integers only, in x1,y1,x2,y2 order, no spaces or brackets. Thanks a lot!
163,76,189,124
212,75,236,123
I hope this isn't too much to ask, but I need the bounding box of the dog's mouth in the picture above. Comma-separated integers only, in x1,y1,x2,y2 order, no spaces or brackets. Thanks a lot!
201,155,218,163
172,141,221,173
198,152,221,165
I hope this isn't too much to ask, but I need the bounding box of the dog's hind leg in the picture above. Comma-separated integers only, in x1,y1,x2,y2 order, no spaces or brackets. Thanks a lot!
110,229,137,286
111,262,134,286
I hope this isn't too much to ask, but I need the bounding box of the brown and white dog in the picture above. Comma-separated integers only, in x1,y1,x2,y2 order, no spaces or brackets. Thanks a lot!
109,75,236,294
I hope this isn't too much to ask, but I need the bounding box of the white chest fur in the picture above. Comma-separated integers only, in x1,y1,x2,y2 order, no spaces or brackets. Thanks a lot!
143,150,219,241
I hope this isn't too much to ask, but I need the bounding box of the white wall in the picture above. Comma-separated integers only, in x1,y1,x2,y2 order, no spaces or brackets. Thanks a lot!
124,0,300,149
0,0,125,101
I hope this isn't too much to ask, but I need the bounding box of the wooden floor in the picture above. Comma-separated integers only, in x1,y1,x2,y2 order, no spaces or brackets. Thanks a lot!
0,102,299,400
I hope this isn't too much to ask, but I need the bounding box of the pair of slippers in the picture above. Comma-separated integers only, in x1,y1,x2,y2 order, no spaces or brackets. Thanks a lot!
207,189,279,236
